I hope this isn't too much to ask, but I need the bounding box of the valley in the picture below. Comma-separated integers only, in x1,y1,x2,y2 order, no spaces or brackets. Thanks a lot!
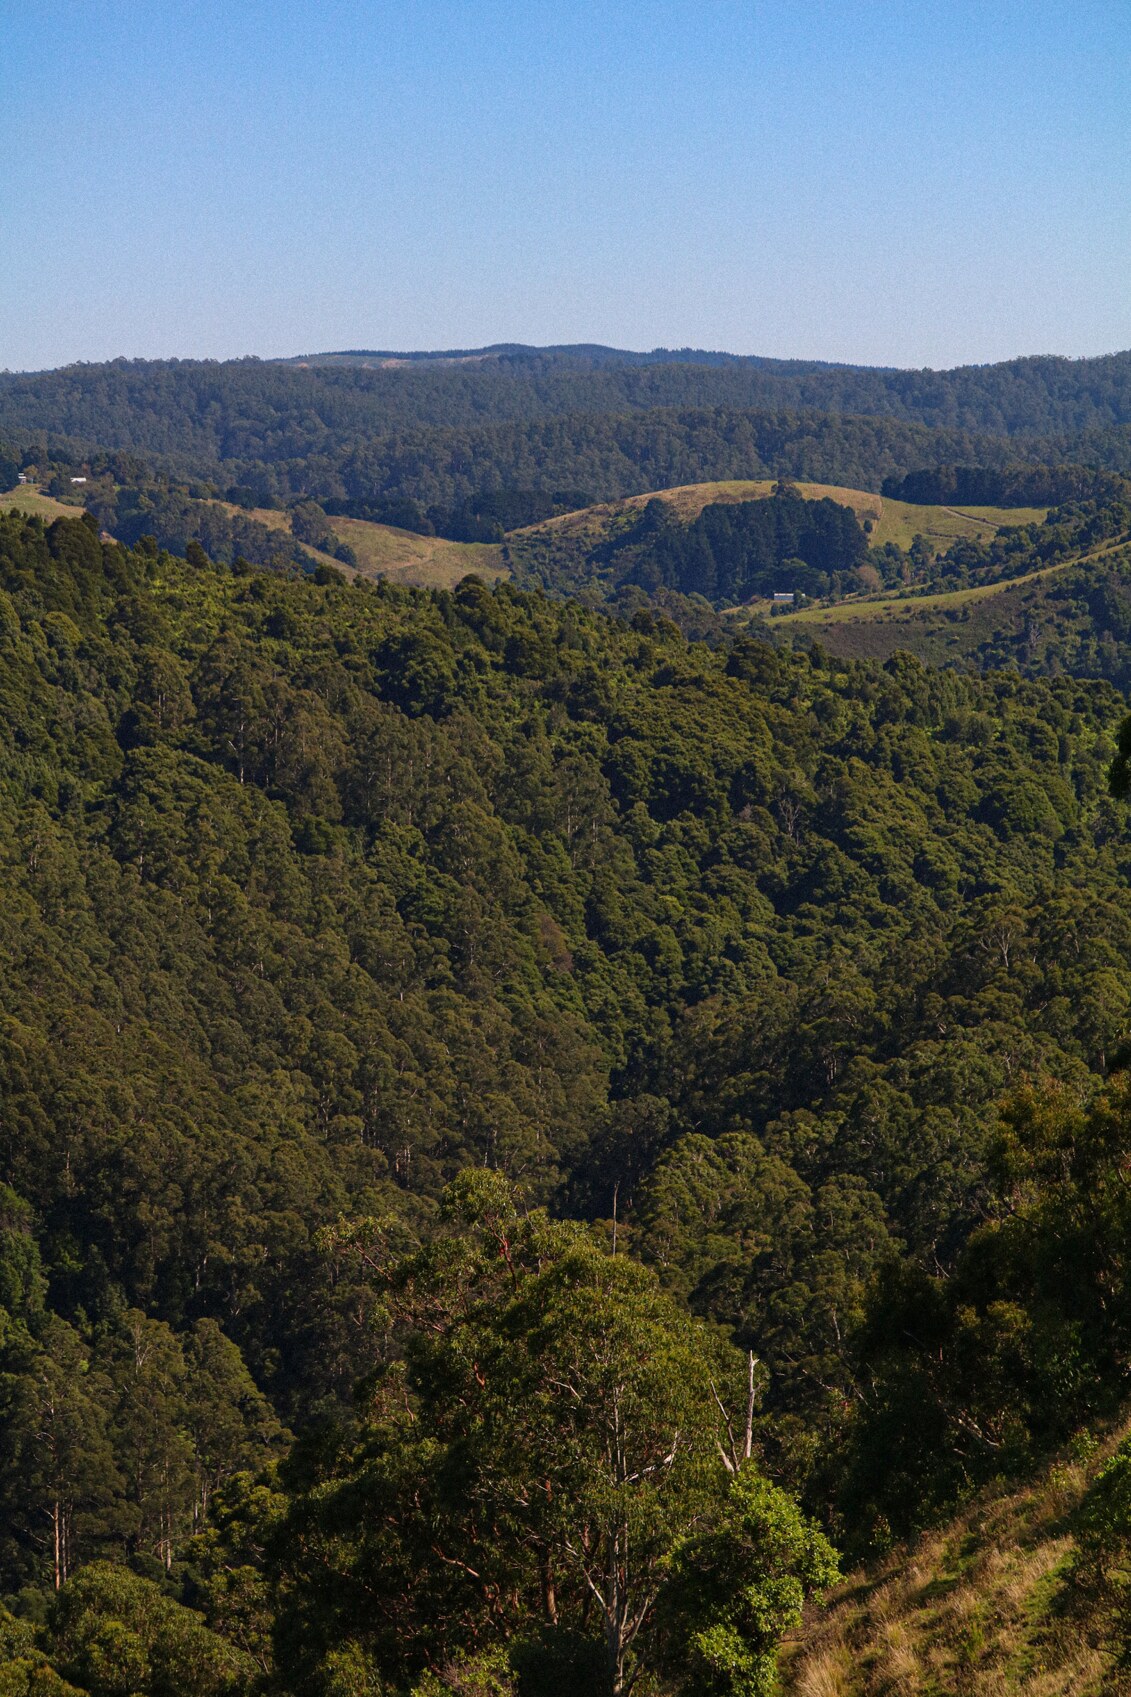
9,0,1131,1680
4,343,1131,1695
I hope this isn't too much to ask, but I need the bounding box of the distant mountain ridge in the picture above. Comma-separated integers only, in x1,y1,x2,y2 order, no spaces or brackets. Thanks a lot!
280,343,880,371
278,342,1131,380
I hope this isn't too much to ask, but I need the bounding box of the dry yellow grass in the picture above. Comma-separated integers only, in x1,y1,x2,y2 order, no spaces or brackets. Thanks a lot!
328,516,506,589
870,499,1047,551
781,1424,1131,1697
792,1636,855,1697
0,484,84,522
514,481,1043,558
953,504,1049,527
771,564,1064,627
515,480,878,543
216,503,290,534
215,505,505,588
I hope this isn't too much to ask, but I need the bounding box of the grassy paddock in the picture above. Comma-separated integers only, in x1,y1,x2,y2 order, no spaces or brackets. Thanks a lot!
516,481,1044,556
775,563,1067,627
0,485,86,523
180,502,507,587
329,517,506,588
870,498,1047,551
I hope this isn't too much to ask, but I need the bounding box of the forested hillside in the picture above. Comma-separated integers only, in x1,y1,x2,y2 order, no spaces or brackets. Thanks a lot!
507,477,1131,617
772,531,1131,679
8,346,1131,451
7,346,1131,525
2,400,1018,516
5,509,1131,1690
511,481,871,604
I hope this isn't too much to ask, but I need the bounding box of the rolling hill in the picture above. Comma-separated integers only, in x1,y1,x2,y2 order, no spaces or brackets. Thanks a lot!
512,477,1045,552
506,478,1051,606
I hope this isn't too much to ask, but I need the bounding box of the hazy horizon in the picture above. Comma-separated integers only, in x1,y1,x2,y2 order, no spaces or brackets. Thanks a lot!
7,339,1131,381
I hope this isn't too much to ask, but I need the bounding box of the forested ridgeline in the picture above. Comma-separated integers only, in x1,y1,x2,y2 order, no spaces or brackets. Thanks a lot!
4,403,1020,516
9,347,1131,453
8,512,1131,1691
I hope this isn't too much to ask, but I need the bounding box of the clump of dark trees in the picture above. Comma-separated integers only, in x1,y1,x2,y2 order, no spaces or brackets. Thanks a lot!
582,483,868,602
326,486,596,541
882,461,1130,508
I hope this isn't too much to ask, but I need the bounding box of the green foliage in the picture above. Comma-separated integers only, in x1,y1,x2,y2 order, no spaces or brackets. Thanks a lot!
596,484,868,604
49,1565,254,1697
411,1649,514,1696
98,487,318,574
0,1316,126,1590
882,462,1127,507
657,1467,838,1697
0,1605,85,1697
273,1180,822,1695
11,350,1131,506
1074,1436,1131,1641
1109,711,1131,800
511,484,1131,614
844,1079,1131,1545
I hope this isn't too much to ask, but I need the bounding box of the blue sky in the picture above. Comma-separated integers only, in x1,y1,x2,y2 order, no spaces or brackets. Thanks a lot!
3,0,1130,370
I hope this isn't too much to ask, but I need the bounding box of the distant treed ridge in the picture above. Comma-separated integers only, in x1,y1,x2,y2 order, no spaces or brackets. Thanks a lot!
5,347,1131,516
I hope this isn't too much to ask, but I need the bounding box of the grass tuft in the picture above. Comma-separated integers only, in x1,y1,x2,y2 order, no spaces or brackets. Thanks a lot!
783,1419,1131,1696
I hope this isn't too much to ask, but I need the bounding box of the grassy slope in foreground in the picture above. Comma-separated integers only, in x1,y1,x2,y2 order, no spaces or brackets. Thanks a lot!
783,1424,1131,1696
515,479,1045,555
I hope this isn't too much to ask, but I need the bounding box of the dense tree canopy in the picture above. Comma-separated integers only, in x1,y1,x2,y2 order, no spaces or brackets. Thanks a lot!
9,347,1131,463
271,1173,835,1696
595,485,869,603
3,508,1131,1688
